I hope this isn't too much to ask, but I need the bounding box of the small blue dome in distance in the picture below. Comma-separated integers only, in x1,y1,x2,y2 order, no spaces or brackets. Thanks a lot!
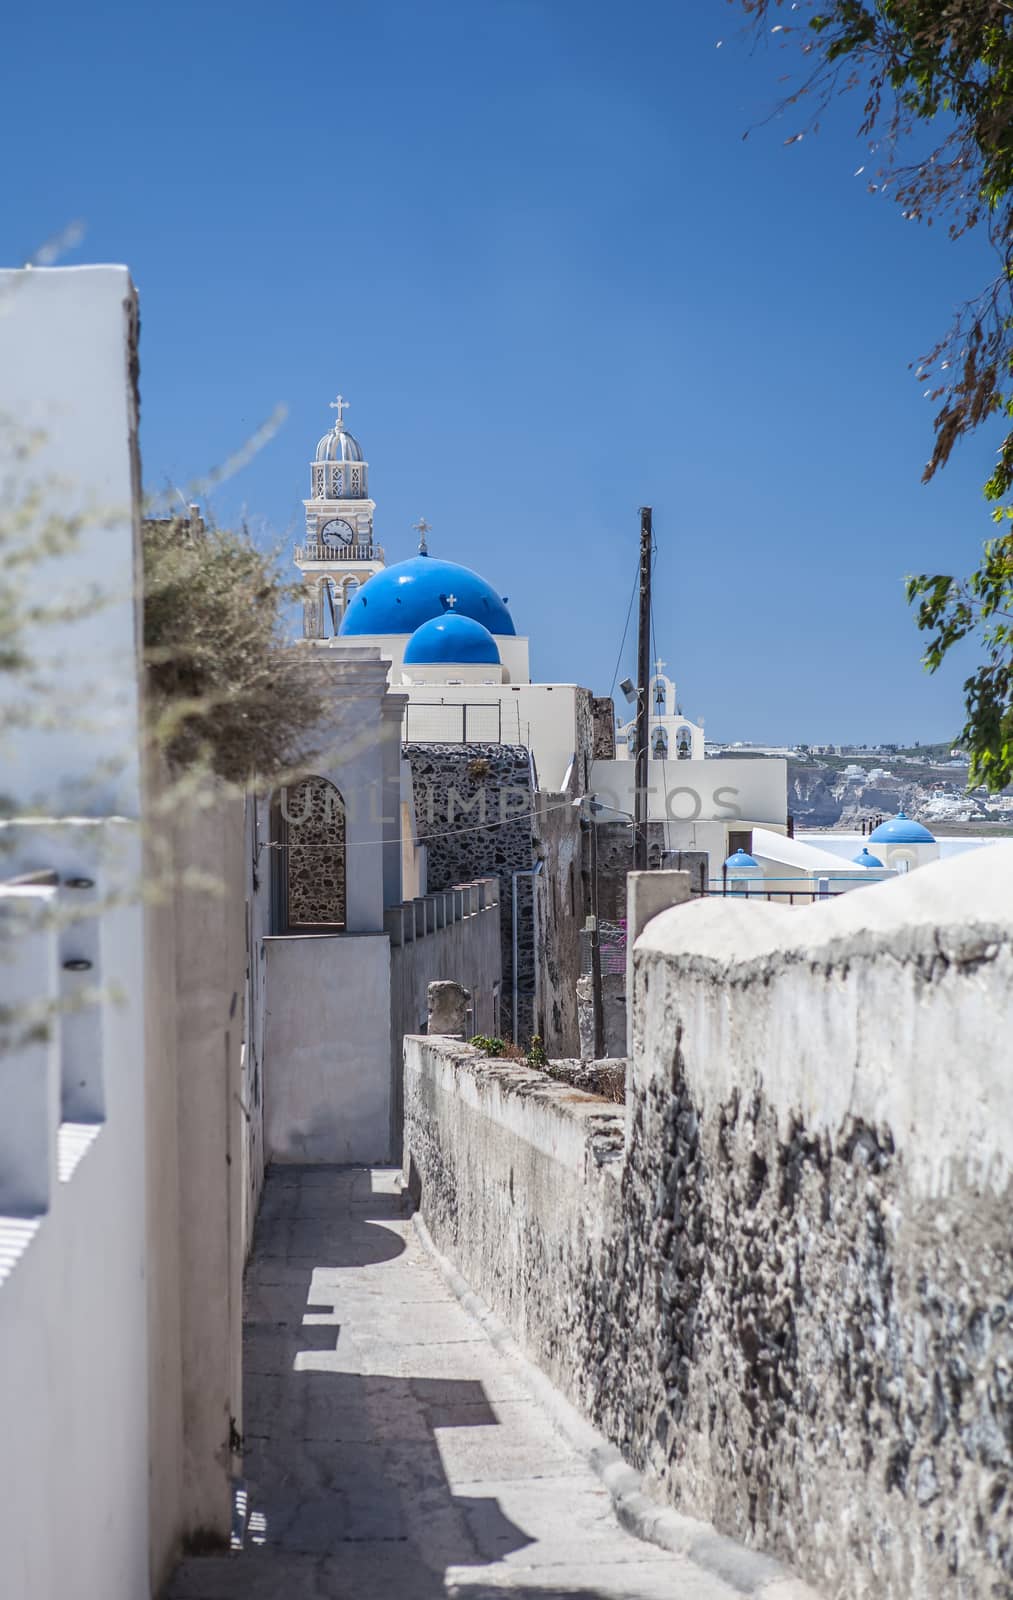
339,555,517,638
404,613,501,666
853,847,885,868
725,848,760,870
867,811,936,845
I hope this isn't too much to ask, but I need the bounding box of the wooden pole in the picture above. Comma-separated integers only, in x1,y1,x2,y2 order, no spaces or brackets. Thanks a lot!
634,507,652,872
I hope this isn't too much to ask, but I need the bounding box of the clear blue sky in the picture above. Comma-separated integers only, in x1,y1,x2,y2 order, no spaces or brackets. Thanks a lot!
3,0,1003,743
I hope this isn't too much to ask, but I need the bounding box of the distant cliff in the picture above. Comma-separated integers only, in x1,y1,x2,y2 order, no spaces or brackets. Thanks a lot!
787,759,1003,828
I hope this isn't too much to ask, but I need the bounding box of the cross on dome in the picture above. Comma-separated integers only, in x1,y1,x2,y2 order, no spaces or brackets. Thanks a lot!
445,593,457,608
329,394,350,426
414,517,431,554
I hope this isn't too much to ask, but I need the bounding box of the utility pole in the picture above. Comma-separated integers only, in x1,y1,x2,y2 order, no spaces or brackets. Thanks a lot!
633,506,652,871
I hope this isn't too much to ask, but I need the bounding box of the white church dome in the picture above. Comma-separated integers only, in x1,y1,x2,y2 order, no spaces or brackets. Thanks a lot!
315,425,364,464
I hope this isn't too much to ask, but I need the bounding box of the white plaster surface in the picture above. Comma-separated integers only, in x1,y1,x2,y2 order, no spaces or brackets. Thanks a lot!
264,934,393,1164
0,266,142,816
635,844,1013,1199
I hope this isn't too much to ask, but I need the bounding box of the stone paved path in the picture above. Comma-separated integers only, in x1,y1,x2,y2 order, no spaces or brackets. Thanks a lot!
169,1165,739,1600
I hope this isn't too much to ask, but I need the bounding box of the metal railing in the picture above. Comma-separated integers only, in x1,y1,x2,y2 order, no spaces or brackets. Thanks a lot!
403,702,503,744
693,873,884,905
294,542,384,564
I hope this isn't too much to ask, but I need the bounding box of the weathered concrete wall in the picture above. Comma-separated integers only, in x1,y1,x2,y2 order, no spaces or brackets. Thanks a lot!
389,880,501,1154
403,1038,625,1393
532,790,583,1055
144,773,250,1582
404,846,1013,1600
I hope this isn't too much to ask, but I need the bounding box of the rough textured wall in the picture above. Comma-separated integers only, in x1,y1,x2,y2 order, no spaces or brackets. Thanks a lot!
531,791,583,1055
402,1040,625,1394
592,695,616,760
403,742,534,1039
625,851,1012,1600
405,848,1013,1600
574,686,596,793
595,819,668,922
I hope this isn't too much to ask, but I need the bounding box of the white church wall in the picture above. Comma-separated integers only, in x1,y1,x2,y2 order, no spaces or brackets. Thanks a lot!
328,631,532,685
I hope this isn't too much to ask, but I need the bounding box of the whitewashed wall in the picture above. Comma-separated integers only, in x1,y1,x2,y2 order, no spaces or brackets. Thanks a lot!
0,267,152,1600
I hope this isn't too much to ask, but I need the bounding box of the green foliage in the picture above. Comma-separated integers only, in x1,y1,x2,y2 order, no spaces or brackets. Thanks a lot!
735,0,1013,787
143,516,325,784
470,1034,507,1056
907,532,1013,790
526,1033,548,1068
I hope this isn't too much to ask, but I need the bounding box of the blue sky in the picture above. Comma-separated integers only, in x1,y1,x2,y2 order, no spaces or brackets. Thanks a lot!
3,0,1003,743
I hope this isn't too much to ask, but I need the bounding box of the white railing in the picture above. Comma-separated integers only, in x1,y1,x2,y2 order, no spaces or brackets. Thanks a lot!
294,543,384,564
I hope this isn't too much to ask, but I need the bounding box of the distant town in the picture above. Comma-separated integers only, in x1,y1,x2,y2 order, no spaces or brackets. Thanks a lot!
706,740,1013,832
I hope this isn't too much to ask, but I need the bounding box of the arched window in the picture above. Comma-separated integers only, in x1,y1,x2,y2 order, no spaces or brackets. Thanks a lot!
653,678,666,713
676,726,692,760
652,726,668,759
274,776,347,932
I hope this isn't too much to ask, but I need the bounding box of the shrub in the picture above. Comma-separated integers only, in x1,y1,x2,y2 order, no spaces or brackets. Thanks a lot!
143,516,325,783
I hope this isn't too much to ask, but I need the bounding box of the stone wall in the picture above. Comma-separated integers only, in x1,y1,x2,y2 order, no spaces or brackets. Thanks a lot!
403,742,534,1039
404,847,1013,1600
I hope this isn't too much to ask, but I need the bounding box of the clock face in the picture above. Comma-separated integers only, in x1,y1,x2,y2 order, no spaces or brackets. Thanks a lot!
320,518,355,548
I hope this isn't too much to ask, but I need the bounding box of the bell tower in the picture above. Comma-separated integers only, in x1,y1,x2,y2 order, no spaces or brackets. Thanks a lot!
295,394,386,638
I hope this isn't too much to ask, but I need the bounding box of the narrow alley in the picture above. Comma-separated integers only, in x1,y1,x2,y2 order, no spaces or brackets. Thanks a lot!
168,1165,738,1600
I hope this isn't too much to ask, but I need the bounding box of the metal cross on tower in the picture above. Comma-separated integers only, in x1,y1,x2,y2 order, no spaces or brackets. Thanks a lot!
329,394,350,425
414,517,431,554
654,657,667,676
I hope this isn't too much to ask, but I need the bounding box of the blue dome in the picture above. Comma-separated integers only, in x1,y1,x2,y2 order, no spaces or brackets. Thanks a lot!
339,556,516,638
404,614,501,666
725,848,760,870
867,811,935,845
852,847,885,868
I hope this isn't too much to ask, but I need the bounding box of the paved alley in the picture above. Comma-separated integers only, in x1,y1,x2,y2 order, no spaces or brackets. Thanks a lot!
168,1165,740,1600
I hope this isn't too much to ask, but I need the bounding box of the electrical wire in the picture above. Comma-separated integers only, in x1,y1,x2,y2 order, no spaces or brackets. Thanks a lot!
608,561,639,701
257,794,578,855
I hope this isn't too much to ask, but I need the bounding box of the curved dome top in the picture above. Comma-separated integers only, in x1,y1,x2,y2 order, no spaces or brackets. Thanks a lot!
404,613,501,666
867,811,935,845
725,848,760,870
852,846,885,868
338,556,516,638
315,426,364,464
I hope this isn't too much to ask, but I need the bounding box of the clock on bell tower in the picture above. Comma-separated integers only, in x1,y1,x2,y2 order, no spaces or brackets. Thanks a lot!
294,394,386,638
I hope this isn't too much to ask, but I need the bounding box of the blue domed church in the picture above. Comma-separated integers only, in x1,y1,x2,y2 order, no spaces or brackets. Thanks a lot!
295,399,531,687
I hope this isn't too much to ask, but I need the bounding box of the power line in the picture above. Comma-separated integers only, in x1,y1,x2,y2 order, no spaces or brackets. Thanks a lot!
608,561,639,701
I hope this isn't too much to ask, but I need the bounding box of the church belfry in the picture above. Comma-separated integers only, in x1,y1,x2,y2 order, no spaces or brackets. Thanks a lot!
295,394,385,637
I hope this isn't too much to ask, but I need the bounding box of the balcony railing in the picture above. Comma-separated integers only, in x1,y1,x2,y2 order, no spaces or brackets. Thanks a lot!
294,542,384,564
